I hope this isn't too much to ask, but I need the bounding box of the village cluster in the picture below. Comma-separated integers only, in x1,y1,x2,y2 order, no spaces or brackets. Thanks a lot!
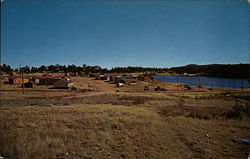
90,73,154,88
1,72,154,90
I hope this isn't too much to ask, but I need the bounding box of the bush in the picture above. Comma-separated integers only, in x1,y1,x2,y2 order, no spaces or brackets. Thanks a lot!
71,86,77,90
133,97,145,104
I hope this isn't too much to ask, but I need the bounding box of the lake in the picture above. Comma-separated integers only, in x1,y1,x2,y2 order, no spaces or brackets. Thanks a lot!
153,75,250,88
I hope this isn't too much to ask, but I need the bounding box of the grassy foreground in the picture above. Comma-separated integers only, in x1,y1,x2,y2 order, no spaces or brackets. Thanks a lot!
0,81,250,159
0,104,187,159
1,102,249,159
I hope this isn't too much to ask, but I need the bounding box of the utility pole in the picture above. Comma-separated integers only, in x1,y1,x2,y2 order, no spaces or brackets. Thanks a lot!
22,70,24,94
19,64,24,94
164,75,167,95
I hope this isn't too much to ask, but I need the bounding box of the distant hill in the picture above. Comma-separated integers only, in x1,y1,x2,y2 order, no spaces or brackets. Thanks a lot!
169,64,249,79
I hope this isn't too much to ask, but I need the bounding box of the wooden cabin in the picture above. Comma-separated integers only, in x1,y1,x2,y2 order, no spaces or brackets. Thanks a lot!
138,75,154,82
9,77,29,85
54,78,73,89
116,77,136,85
38,77,57,85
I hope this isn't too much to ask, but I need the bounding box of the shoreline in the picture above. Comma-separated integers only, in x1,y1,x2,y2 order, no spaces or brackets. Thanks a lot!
155,73,249,80
153,75,249,89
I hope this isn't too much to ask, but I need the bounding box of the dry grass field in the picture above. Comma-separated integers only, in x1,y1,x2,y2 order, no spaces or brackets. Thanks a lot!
0,77,250,159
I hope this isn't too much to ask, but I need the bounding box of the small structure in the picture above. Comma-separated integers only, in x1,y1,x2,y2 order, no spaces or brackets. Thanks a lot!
144,85,149,90
131,74,139,78
67,72,78,77
104,73,118,81
34,78,40,84
9,77,29,85
54,78,73,89
22,81,34,88
116,77,136,85
138,75,154,82
29,76,40,85
154,86,166,91
1,76,9,84
38,77,57,85
113,75,122,83
89,73,99,77
99,75,107,80
37,74,65,85
116,83,125,87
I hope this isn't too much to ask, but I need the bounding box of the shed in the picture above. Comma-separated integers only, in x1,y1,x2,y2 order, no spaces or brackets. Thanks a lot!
22,81,34,88
54,78,73,89
138,75,154,82
113,75,122,83
117,77,136,85
104,73,117,81
9,77,29,85
38,78,57,85
67,72,78,77
29,77,40,85
2,76,9,83
99,75,107,80
89,73,99,77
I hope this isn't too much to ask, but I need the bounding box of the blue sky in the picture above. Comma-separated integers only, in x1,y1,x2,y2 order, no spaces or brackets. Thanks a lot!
1,0,249,69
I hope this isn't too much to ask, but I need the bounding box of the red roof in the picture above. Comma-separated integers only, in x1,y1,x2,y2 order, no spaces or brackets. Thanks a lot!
36,74,65,79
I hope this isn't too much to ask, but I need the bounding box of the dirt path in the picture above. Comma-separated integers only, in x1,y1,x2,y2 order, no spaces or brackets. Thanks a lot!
71,77,117,93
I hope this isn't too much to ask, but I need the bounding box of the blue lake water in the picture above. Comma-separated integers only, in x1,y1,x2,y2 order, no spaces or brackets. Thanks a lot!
153,75,249,88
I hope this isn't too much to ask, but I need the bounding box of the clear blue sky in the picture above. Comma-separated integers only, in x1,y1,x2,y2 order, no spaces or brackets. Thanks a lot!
1,0,249,69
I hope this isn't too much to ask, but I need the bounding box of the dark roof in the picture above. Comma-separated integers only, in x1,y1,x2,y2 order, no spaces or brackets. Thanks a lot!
59,78,73,83
121,76,134,80
90,73,99,75
120,77,135,81
104,73,118,76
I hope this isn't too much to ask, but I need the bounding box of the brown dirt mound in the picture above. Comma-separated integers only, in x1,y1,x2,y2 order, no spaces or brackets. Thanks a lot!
159,102,250,120
159,105,229,120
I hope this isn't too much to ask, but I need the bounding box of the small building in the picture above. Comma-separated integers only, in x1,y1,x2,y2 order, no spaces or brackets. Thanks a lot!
34,78,40,84
54,78,73,89
67,72,78,77
113,75,122,83
94,74,100,80
116,77,136,85
11,72,18,75
1,76,9,84
22,81,34,88
99,75,107,80
38,77,57,85
29,76,40,85
131,74,139,78
9,77,29,85
104,73,117,81
89,73,99,77
138,75,154,82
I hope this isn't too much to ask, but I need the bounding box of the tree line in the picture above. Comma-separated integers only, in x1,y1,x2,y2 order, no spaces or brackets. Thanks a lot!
169,64,249,79
1,63,249,79
0,64,103,74
0,64,168,74
109,66,168,73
